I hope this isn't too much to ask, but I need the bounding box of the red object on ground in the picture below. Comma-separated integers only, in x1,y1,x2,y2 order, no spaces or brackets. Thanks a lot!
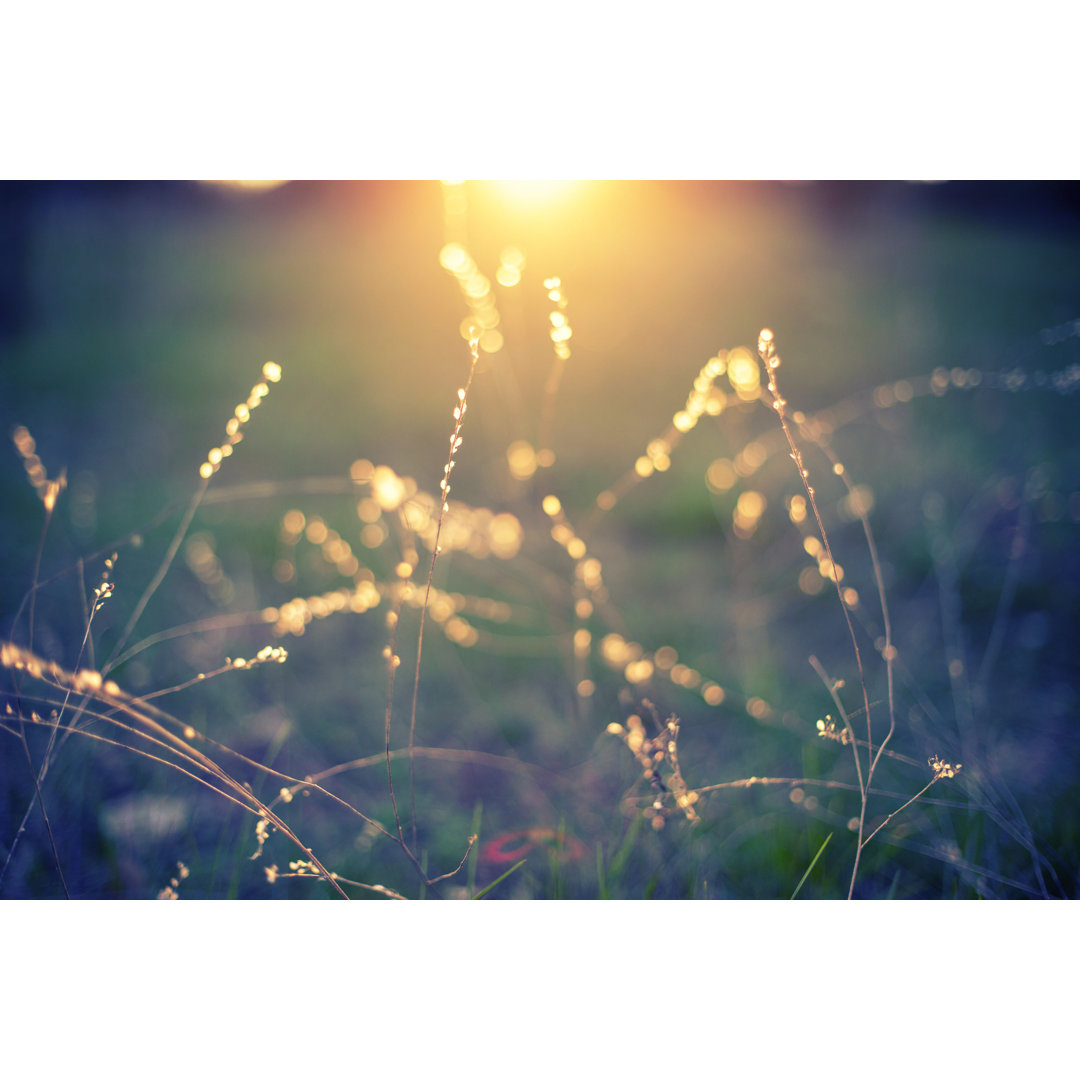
481,827,588,864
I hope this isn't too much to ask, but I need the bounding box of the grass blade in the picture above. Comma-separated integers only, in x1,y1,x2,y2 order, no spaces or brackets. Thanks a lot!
790,833,832,900
473,859,527,900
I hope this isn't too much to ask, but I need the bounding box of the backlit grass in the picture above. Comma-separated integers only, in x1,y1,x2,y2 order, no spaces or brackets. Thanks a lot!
2,181,1078,899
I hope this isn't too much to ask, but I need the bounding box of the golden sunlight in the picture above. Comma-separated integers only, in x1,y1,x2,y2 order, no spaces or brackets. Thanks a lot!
200,181,290,194
484,181,586,207
727,347,761,402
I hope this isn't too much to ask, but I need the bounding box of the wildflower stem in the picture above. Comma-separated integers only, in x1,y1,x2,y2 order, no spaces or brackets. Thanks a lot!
104,476,210,675
759,328,874,899
3,491,70,898
801,431,898,784
407,334,480,852
860,776,940,849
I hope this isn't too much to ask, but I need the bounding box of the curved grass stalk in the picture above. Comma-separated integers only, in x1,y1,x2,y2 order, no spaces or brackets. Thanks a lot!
2,642,349,899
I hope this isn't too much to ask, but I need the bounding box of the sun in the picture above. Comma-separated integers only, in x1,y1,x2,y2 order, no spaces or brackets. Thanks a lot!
482,180,587,206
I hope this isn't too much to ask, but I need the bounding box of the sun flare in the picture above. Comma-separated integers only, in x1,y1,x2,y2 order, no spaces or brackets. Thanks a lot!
483,180,587,206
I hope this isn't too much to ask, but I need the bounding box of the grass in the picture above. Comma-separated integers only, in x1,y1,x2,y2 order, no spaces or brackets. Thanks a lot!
2,180,1078,899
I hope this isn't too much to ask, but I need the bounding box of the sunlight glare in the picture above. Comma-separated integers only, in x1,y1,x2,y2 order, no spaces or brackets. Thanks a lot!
200,181,290,194
486,181,585,207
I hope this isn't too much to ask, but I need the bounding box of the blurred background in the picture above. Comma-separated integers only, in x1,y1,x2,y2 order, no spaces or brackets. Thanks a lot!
2,180,1079,898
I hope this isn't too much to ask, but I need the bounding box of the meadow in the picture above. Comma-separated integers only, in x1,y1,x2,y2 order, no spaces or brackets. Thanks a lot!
2,180,1078,899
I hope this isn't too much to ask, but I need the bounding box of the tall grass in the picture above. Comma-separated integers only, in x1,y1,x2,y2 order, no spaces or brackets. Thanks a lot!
2,184,1077,899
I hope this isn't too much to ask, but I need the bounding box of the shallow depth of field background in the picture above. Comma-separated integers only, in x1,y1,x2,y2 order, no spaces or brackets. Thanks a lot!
2,180,1079,899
